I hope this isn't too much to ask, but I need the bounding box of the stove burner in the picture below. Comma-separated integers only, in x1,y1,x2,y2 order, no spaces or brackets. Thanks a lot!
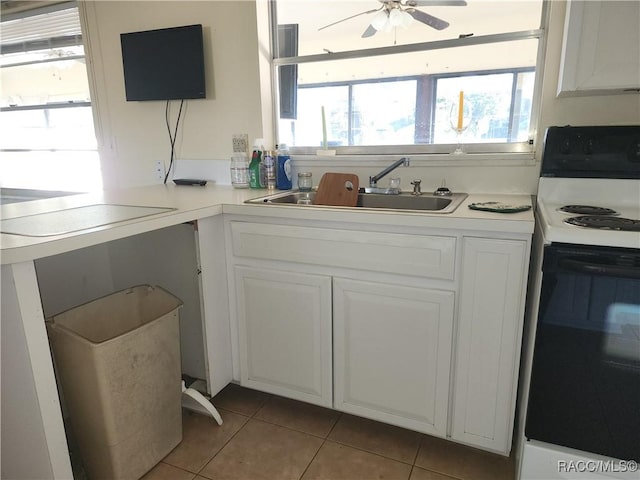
564,216,640,231
559,205,618,215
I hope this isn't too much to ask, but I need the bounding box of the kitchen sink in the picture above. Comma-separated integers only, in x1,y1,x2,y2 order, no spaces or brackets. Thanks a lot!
245,190,468,214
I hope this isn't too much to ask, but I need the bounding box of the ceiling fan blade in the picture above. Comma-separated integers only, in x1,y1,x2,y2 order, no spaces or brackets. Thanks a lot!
405,1,467,6
361,24,378,38
408,9,450,30
318,7,382,31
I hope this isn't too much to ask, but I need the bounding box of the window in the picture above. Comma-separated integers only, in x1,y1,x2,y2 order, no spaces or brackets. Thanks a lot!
0,2,102,191
271,0,546,155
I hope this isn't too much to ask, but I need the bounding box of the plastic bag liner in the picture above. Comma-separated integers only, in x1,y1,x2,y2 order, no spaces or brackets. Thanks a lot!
47,285,183,480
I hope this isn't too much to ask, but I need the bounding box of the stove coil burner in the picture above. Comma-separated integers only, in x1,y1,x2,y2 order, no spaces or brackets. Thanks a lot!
559,205,618,215
564,216,640,231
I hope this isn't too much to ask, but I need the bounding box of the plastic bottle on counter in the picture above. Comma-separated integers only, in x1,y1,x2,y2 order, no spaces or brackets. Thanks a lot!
249,149,262,189
276,143,292,190
263,150,276,189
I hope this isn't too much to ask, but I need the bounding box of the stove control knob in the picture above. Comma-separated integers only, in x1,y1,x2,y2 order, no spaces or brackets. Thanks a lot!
560,139,571,154
584,139,595,154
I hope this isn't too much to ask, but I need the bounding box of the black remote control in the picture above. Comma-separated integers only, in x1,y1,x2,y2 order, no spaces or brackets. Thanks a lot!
173,179,207,186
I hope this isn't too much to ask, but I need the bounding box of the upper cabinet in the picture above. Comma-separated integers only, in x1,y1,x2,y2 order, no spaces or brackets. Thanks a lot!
557,1,640,96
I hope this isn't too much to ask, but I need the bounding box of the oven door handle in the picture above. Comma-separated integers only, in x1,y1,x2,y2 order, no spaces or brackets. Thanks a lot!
559,258,640,279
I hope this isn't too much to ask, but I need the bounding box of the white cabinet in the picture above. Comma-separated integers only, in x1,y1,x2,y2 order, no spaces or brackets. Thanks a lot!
558,1,640,96
226,218,531,455
234,265,332,407
452,237,528,454
333,278,454,437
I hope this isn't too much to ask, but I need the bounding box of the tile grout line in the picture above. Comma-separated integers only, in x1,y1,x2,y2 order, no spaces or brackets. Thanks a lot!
253,407,423,469
190,410,253,479
191,393,278,479
323,437,419,467
296,436,326,480
296,411,343,480
323,417,420,467
249,416,338,440
408,464,416,480
407,436,424,480
198,388,495,480
412,435,424,466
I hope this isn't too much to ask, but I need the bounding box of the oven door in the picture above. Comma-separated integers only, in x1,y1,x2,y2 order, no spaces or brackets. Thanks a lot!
525,243,640,462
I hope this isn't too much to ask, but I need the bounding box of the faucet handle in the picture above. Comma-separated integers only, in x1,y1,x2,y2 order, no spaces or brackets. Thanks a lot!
410,179,422,196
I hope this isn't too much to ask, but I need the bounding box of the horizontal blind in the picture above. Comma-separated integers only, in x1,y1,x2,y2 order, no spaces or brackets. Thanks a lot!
1,2,81,53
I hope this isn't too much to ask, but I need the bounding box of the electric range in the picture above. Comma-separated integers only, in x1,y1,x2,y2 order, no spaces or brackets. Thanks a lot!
536,177,640,248
519,125,640,480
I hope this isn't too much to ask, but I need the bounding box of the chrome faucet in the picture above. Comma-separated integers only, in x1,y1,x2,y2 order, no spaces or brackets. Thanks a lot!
365,157,410,194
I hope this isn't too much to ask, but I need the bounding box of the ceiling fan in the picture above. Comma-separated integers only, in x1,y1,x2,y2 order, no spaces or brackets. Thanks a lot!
319,0,467,38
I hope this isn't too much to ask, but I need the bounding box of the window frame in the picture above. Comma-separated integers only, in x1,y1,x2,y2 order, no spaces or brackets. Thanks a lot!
269,1,549,157
296,66,535,148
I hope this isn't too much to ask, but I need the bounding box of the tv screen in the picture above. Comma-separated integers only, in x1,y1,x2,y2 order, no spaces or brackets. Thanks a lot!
120,24,206,101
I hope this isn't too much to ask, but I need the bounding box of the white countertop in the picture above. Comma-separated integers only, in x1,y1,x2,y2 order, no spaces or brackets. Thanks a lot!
1,184,534,265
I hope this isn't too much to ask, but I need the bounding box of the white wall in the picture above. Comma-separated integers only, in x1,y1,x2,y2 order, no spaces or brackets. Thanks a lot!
81,0,265,189
82,0,639,194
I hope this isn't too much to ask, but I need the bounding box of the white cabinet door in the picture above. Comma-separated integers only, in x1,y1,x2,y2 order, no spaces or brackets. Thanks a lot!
235,266,332,407
333,277,454,437
452,237,528,454
558,1,640,95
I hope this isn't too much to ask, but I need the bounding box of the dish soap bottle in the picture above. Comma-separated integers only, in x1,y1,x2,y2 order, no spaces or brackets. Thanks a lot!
249,149,262,189
276,143,292,190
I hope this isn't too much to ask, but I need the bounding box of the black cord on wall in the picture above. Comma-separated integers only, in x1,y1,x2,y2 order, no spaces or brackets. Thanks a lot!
164,99,185,184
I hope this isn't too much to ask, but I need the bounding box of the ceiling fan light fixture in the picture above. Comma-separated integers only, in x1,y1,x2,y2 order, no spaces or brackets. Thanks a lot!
371,9,390,31
389,8,413,28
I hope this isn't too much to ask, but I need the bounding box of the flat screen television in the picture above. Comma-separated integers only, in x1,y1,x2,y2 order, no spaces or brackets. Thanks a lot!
120,24,206,101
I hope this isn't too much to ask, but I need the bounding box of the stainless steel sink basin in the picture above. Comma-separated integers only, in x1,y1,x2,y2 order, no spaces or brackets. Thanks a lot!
245,190,468,214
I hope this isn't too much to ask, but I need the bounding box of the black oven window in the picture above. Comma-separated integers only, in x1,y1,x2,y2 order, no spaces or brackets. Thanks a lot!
526,244,640,462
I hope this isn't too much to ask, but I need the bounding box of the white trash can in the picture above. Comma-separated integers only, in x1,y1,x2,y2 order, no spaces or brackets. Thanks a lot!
47,285,183,480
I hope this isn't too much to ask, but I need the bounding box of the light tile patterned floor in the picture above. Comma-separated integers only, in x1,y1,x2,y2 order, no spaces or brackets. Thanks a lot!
141,383,515,480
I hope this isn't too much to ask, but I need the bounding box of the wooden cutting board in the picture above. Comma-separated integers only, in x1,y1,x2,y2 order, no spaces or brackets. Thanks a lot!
313,173,360,207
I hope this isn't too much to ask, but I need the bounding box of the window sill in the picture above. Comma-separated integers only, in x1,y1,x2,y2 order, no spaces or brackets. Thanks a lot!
292,152,536,168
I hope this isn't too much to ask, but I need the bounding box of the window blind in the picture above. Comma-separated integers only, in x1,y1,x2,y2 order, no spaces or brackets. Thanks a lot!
1,2,81,54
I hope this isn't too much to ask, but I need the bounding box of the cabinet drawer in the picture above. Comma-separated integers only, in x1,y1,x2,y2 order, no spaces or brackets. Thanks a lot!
230,222,456,280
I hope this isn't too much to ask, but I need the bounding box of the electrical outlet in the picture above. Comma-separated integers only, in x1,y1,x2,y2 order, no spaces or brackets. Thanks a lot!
155,161,165,182
232,133,249,153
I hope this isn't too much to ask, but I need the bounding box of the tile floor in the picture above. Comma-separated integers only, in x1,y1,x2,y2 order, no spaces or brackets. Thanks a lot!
142,383,515,480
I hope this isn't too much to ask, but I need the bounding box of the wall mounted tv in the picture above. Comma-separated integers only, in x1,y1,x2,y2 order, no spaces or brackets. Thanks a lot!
120,24,206,101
